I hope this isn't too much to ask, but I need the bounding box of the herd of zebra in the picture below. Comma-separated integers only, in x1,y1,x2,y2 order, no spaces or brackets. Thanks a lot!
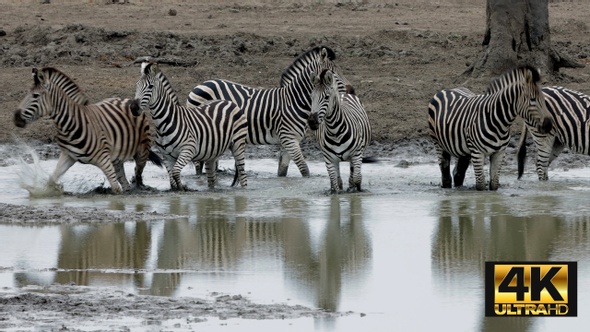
11,45,590,194
13,46,370,194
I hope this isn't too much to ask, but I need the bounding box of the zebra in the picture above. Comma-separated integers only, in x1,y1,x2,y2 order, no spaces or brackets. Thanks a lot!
308,69,372,194
428,65,554,191
14,67,160,194
134,61,248,190
186,46,351,178
517,86,590,180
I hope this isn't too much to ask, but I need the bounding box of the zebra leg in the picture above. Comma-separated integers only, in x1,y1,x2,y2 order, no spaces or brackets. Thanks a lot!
133,151,148,189
347,155,363,192
489,150,505,191
279,136,310,177
113,160,131,192
435,145,452,188
548,139,565,165
230,141,247,187
278,149,290,177
169,152,192,191
205,160,217,189
50,153,77,189
194,161,204,176
534,134,556,181
98,160,124,194
325,159,341,194
471,152,487,191
453,156,471,187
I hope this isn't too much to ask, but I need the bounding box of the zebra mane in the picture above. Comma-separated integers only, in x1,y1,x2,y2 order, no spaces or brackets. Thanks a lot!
38,67,90,105
486,65,540,94
280,46,336,87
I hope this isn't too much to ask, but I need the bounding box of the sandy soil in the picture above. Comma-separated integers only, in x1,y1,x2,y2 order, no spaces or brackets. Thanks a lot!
1,1,590,330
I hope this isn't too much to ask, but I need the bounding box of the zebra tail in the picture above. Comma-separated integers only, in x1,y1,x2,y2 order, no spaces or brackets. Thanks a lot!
148,150,164,168
517,123,528,179
362,156,379,163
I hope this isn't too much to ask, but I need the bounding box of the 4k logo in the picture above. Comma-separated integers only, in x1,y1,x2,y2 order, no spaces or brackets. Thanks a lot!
485,262,577,317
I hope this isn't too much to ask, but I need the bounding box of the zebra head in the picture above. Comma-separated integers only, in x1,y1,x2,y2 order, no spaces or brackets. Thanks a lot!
134,60,159,114
492,65,553,134
308,69,340,131
14,68,51,128
318,47,355,95
517,66,553,134
280,46,353,97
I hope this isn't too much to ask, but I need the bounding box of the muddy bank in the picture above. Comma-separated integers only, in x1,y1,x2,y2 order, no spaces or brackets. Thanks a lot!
0,285,345,331
0,201,182,225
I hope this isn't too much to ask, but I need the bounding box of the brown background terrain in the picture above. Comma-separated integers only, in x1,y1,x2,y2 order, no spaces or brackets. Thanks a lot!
0,1,589,158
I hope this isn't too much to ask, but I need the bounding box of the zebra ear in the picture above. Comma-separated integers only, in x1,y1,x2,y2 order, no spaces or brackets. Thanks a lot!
141,61,149,75
324,71,334,86
151,62,160,74
523,67,533,84
320,48,329,62
33,69,49,87
525,65,541,83
32,68,41,85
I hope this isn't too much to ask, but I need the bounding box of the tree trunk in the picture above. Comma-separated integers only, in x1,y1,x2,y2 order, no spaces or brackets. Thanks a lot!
465,0,583,78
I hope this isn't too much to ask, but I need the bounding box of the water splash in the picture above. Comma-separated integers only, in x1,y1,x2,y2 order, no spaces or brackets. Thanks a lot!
17,147,64,197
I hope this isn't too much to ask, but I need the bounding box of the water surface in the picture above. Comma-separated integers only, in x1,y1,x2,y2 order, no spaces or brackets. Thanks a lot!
0,155,588,331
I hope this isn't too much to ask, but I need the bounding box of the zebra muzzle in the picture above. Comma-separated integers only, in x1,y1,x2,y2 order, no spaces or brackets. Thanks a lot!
538,117,553,134
129,99,143,116
13,110,27,128
308,113,320,130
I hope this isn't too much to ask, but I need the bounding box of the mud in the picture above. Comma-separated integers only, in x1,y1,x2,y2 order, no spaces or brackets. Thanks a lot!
0,285,345,331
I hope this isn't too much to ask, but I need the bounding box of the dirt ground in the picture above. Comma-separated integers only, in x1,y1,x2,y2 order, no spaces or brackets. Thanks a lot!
1,1,590,330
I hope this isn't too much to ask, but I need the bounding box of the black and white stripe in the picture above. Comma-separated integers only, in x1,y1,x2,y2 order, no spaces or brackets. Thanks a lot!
14,67,158,194
135,61,248,190
308,69,371,194
518,86,590,180
186,46,349,177
428,65,553,190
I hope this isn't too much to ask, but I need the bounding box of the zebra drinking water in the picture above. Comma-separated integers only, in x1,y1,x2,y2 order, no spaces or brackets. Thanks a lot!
308,69,372,194
134,61,248,190
428,65,553,191
14,67,160,194
517,86,590,180
186,46,351,178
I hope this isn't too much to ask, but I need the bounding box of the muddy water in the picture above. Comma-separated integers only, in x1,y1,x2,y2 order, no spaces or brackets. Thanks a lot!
0,154,589,331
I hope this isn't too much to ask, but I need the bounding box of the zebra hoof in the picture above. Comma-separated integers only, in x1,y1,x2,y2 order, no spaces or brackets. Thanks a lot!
475,184,486,191
489,183,500,191
299,166,310,177
111,188,123,195
277,167,289,177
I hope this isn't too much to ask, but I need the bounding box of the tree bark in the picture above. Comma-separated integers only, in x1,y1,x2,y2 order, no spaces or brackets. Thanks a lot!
465,0,583,78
